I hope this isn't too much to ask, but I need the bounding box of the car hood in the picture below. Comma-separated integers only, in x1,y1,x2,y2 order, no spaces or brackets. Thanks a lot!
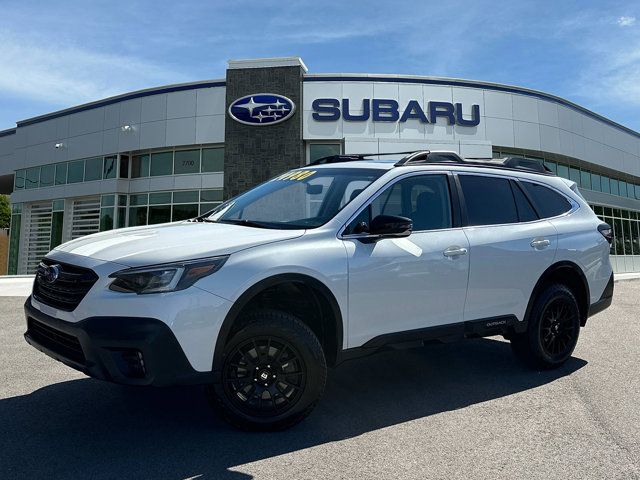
52,221,305,267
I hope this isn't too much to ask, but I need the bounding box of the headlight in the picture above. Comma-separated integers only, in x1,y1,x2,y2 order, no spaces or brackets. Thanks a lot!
108,256,228,294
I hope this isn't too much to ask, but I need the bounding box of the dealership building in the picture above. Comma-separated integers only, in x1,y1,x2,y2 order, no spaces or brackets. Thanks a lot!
1,56,640,274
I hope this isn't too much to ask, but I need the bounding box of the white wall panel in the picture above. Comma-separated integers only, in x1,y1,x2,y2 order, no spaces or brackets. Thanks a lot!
140,120,167,149
425,122,454,140
558,128,573,157
623,152,640,177
166,91,197,119
423,85,453,103
399,119,425,139
459,141,492,158
452,87,483,108
55,116,69,140
166,117,196,146
583,117,605,144
129,178,151,193
24,142,51,168
52,140,68,163
25,119,58,146
512,95,538,123
174,174,202,190
483,91,512,119
572,133,586,160
196,88,226,116
13,127,27,149
141,94,167,123
67,132,102,159
372,82,399,100
201,173,224,188
343,82,374,110
537,100,559,127
373,120,399,138
303,111,342,139
119,98,142,127
454,122,486,141
303,82,341,111
102,128,119,155
398,83,423,106
148,176,174,191
118,125,140,152
69,108,105,137
513,120,541,150
342,118,374,137
484,117,515,147
0,133,16,157
103,104,120,130
195,115,225,144
540,124,561,154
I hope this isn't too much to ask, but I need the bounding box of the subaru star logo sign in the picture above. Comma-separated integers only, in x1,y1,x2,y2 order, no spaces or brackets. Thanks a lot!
228,93,296,126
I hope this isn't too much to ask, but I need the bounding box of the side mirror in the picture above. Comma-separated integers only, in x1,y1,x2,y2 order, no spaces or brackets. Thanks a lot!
368,214,412,238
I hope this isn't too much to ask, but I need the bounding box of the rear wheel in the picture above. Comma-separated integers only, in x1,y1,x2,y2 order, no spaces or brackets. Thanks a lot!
208,309,327,431
511,284,581,369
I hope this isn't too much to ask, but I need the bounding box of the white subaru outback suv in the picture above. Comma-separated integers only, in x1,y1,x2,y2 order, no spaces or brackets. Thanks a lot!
25,150,614,430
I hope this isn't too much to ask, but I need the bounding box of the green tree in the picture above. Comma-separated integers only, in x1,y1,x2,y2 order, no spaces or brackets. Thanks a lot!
0,195,10,229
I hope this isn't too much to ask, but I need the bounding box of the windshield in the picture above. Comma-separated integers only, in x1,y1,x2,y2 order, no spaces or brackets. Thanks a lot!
205,168,384,229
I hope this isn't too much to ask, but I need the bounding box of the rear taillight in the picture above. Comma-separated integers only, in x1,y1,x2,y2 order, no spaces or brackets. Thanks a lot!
598,223,613,244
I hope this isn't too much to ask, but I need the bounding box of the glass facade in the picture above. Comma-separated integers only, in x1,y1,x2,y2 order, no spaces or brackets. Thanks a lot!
122,189,223,227
309,143,341,163
495,150,640,201
12,146,224,191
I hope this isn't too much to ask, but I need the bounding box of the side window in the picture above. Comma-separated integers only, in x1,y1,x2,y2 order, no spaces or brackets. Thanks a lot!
521,181,572,218
511,181,539,222
459,175,518,226
344,174,452,234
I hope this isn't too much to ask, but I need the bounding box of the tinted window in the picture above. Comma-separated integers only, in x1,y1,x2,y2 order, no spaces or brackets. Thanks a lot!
521,181,572,218
459,175,517,226
511,181,538,222
345,174,452,234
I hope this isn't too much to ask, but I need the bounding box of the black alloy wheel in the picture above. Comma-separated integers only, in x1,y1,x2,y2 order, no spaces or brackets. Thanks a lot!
208,309,327,431
223,336,306,416
511,283,581,369
539,297,578,359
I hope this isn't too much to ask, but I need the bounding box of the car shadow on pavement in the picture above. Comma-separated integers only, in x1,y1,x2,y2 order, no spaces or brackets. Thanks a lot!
0,337,586,480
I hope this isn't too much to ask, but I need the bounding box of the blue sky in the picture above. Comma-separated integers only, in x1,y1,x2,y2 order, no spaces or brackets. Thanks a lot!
0,0,639,130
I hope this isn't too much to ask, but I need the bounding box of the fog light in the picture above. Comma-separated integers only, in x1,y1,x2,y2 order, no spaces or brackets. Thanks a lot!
111,349,146,378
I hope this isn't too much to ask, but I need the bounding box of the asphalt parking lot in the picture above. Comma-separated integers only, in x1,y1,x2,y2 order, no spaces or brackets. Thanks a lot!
1,282,639,480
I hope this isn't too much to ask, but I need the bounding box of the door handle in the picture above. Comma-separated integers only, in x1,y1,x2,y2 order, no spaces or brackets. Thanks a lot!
443,246,468,257
530,238,551,249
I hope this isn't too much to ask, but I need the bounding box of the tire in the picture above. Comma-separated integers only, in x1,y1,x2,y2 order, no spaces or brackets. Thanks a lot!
207,309,327,431
511,283,581,370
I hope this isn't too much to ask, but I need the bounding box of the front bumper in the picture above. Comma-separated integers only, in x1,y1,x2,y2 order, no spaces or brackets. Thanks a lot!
24,297,214,386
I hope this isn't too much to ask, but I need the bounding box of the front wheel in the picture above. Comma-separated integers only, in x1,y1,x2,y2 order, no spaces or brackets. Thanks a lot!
511,284,581,369
207,309,327,431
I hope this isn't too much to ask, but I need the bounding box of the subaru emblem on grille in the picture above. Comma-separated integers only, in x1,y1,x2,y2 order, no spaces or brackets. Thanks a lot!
40,264,60,284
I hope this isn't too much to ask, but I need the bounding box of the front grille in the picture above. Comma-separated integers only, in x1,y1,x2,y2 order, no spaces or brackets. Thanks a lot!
27,318,86,364
33,259,98,311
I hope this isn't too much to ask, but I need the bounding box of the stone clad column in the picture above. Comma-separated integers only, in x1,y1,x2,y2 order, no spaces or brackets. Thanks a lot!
223,58,307,199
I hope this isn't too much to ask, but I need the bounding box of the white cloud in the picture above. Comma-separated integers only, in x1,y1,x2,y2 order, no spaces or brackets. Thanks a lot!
0,32,190,114
617,16,636,27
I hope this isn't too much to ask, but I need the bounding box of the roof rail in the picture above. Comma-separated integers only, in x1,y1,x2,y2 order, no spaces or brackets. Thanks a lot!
500,156,552,174
309,149,554,176
394,150,464,166
310,150,421,165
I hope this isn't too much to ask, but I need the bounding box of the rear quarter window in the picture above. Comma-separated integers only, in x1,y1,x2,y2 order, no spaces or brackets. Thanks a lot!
458,175,518,226
521,181,572,218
